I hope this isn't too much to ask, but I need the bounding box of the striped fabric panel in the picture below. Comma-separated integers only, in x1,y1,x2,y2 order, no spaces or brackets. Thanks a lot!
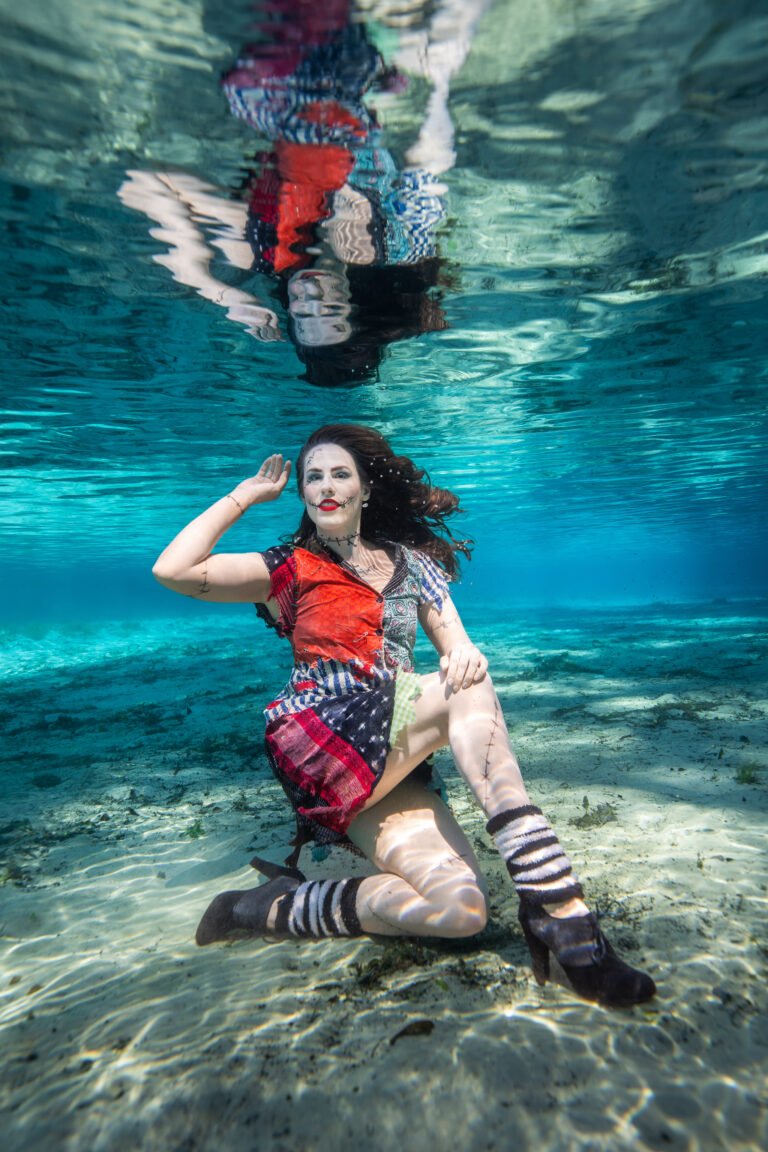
265,658,394,723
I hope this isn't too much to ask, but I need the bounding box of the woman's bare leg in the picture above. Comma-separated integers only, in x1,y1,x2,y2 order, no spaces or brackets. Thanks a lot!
263,778,488,938
365,671,526,816
347,777,489,937
248,677,655,1006
360,671,587,914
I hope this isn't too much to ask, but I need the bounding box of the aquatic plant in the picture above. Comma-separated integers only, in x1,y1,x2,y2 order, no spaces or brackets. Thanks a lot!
199,730,254,762
571,796,618,829
231,790,251,812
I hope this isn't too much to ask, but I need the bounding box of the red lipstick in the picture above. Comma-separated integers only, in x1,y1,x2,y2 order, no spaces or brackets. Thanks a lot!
318,500,339,511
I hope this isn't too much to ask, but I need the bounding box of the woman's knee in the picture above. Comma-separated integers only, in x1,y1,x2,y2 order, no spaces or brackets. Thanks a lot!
454,669,497,705
444,880,485,935
423,871,489,938
439,880,489,937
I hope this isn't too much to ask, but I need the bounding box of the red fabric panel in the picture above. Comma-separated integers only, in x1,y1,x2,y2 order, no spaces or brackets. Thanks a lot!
292,548,384,670
247,160,281,227
266,709,376,832
299,100,367,138
268,550,298,634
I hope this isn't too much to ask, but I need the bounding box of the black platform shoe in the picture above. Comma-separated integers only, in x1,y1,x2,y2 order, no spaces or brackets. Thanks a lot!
518,900,656,1009
195,857,305,947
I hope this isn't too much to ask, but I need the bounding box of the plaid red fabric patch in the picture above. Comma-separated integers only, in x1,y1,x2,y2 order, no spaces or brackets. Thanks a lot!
266,708,377,832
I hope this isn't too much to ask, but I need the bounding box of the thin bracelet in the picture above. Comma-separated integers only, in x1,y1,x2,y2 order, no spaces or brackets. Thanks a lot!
226,493,245,514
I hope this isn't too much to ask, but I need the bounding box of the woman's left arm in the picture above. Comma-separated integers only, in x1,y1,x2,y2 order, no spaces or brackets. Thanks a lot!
418,594,488,692
118,170,281,341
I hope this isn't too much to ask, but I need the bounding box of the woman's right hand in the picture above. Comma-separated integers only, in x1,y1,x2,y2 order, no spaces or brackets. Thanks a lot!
230,454,292,510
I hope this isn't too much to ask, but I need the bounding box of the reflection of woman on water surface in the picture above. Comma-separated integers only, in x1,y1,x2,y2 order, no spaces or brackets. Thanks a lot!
153,424,656,1009
119,0,487,384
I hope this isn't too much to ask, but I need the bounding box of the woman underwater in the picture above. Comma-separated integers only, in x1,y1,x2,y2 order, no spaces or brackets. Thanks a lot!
153,424,656,1009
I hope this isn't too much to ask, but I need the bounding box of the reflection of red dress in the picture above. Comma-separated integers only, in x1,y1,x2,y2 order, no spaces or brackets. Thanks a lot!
248,135,357,273
224,0,383,274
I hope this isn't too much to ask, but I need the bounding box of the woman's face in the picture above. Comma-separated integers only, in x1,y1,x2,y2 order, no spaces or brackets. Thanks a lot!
288,270,352,347
301,443,369,536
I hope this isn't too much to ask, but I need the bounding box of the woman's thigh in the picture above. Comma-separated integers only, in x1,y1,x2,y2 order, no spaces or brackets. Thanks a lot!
347,775,488,904
358,671,451,812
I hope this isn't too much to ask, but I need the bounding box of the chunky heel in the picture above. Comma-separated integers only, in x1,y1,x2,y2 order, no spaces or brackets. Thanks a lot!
518,899,656,1009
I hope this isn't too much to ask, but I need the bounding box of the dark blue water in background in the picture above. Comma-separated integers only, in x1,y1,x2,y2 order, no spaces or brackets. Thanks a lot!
1,0,767,623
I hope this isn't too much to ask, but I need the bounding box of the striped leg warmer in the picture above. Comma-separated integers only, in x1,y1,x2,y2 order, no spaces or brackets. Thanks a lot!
487,805,584,905
274,877,365,938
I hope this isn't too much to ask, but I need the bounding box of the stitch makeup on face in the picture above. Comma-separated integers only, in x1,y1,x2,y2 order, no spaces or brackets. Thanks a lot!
303,448,360,509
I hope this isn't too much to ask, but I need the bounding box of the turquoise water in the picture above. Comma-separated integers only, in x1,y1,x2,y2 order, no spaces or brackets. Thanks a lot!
1,3,768,1151
1,0,766,617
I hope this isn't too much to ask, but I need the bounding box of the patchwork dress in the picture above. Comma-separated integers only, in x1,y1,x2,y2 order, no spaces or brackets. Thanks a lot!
256,541,449,855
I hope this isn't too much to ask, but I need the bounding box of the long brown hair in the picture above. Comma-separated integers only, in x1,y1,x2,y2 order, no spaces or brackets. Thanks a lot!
292,424,472,578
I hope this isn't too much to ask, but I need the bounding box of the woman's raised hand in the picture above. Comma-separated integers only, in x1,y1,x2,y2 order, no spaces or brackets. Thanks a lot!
440,643,488,692
230,454,292,509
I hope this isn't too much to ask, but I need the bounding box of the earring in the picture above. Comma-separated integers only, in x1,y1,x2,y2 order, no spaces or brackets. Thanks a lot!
362,500,369,508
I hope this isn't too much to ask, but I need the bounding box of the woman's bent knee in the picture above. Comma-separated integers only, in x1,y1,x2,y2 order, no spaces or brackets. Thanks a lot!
432,881,488,938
